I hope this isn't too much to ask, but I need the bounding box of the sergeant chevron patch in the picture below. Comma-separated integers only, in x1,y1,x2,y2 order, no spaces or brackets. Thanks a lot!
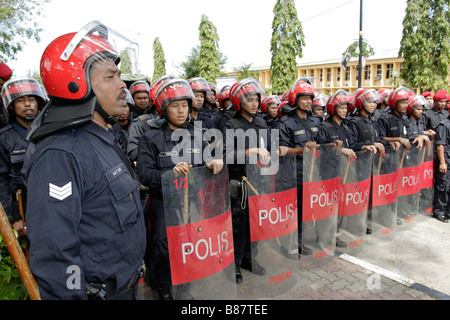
49,182,72,201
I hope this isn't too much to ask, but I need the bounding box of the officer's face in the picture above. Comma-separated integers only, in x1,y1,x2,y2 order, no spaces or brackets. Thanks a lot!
223,99,232,110
297,95,312,111
194,92,204,108
364,100,377,114
313,106,324,118
335,104,348,119
166,99,189,126
12,95,38,118
242,94,259,115
133,92,149,110
268,104,278,118
91,59,128,117
411,106,423,119
434,99,447,111
396,100,408,114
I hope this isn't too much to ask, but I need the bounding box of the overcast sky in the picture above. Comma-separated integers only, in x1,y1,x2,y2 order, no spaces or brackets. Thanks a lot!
8,0,407,78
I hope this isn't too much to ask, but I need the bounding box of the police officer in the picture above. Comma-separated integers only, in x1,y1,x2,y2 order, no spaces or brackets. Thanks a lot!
423,89,448,132
0,77,46,237
211,85,234,131
129,80,151,119
22,21,146,300
433,97,450,223
312,93,327,122
261,95,281,130
278,79,321,256
136,78,223,299
188,77,213,129
377,87,413,151
222,78,270,283
405,95,434,144
349,89,385,154
111,89,133,153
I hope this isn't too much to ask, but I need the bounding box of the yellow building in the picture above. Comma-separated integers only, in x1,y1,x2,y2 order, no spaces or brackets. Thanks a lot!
226,50,450,95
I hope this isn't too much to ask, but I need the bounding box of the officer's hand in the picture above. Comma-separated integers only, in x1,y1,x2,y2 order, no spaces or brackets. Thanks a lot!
206,159,224,175
341,148,357,159
362,145,378,154
439,162,447,174
424,129,436,137
375,143,385,156
304,141,318,151
390,141,401,151
400,138,411,150
173,162,192,175
12,219,26,238
332,140,343,149
247,148,271,165
278,146,289,157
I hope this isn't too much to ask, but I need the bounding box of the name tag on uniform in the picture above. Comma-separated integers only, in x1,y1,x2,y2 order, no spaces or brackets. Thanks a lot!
311,127,319,132
295,130,305,136
159,151,178,158
106,163,127,181
187,148,201,154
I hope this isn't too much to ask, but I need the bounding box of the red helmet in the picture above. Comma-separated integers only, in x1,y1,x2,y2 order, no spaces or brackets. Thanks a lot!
406,95,427,115
281,91,289,102
261,95,281,113
1,77,47,111
312,93,327,110
40,21,135,102
150,75,175,106
229,78,265,112
288,79,315,107
326,90,354,116
355,89,381,110
277,101,290,118
388,87,411,109
155,79,195,118
188,77,210,94
129,81,150,97
218,85,231,108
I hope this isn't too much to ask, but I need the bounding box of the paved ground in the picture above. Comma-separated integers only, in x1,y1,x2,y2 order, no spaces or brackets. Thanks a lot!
138,212,449,301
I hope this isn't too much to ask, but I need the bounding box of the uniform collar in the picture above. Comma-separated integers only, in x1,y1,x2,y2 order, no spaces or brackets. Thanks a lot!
81,121,116,145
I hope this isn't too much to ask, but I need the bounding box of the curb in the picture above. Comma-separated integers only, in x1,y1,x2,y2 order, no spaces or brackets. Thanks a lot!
337,252,450,300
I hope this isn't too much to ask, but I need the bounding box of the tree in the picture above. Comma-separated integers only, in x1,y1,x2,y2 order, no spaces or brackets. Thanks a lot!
0,0,51,62
233,63,260,81
152,37,166,80
343,40,375,59
270,0,305,94
179,45,227,80
399,0,450,91
198,14,222,82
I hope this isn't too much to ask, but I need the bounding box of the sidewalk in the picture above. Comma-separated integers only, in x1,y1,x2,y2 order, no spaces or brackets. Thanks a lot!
139,213,449,301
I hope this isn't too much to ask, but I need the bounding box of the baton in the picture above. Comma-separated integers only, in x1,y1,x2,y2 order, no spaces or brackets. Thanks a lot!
15,189,29,260
309,149,315,183
400,146,407,168
342,158,351,184
183,173,189,224
242,176,260,196
0,202,41,300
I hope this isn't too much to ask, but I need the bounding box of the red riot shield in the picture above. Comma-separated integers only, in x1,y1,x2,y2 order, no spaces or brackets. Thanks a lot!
370,145,400,237
337,150,373,253
302,144,341,262
397,144,422,228
419,140,435,216
162,166,236,300
245,156,299,298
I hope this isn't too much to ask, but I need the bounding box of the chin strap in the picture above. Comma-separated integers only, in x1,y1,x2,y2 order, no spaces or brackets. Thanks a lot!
95,100,119,126
241,107,257,118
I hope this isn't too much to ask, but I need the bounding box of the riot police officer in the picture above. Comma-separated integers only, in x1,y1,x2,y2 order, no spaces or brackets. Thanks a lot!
129,80,151,119
261,95,281,130
423,89,448,132
222,78,270,283
136,78,223,299
0,77,46,237
188,77,213,129
0,63,13,128
278,79,322,256
22,21,146,300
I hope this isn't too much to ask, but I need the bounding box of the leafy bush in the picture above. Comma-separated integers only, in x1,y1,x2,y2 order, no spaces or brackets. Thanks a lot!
0,231,29,300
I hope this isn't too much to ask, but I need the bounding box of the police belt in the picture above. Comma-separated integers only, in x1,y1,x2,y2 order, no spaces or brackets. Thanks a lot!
86,264,144,300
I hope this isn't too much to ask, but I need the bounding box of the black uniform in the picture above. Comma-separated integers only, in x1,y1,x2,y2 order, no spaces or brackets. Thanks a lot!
433,117,450,219
0,122,30,222
23,122,146,300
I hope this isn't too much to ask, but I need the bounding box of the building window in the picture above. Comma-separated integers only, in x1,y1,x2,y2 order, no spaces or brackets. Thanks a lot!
386,63,393,79
327,68,331,82
337,68,341,81
376,64,382,77
345,69,350,81
364,66,370,80
320,69,323,82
